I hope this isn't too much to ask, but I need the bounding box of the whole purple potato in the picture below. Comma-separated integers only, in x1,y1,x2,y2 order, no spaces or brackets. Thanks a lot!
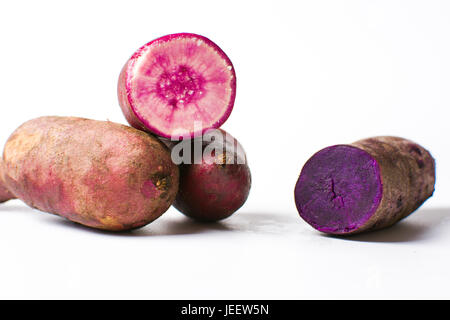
168,129,251,222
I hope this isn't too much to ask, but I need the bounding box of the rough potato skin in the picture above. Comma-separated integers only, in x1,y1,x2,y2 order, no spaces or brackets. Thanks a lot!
350,136,435,234
2,116,179,231
0,161,15,203
0,186,13,203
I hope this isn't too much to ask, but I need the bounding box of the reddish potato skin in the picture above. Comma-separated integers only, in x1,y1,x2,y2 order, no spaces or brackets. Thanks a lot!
0,187,13,203
2,116,179,231
172,131,251,221
0,184,14,203
0,161,15,203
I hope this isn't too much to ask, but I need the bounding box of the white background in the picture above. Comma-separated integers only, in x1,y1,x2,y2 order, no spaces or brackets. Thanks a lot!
0,0,449,299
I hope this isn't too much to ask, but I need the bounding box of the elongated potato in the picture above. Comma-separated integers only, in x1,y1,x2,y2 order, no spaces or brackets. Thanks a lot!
295,136,435,235
1,116,179,231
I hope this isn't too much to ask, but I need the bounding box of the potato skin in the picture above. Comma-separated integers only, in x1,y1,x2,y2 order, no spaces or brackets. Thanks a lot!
170,129,251,222
0,187,13,203
351,136,435,234
294,136,435,235
0,161,15,203
2,116,179,231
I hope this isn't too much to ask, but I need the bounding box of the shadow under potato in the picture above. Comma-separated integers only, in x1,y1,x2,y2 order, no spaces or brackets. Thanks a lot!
38,207,290,236
324,221,427,243
0,204,29,213
51,214,234,237
0,201,265,236
1,201,449,242
324,207,450,243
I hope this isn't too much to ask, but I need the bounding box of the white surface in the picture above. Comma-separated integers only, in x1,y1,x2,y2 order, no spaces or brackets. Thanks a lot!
0,0,449,299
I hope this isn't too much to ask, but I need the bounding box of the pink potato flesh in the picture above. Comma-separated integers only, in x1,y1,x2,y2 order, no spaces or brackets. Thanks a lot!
118,33,236,139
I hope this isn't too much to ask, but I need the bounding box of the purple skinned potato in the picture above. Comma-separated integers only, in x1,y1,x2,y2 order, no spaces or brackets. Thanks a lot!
169,129,251,221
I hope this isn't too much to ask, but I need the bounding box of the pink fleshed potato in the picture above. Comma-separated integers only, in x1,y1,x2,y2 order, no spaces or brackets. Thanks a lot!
118,33,236,139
